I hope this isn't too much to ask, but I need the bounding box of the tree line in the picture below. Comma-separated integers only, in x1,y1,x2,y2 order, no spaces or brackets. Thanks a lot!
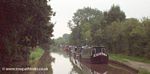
66,5,150,59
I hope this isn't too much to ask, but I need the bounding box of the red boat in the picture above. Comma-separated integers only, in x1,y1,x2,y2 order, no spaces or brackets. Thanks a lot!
90,46,108,64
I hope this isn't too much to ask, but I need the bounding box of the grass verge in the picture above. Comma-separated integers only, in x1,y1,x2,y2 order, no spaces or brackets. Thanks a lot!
109,54,150,63
109,53,150,74
139,68,150,74
29,47,44,64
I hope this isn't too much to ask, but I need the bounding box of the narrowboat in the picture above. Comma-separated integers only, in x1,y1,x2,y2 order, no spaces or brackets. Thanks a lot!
90,46,108,64
79,46,108,64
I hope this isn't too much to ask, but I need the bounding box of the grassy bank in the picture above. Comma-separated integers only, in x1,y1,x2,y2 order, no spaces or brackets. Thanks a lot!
109,54,150,63
139,69,150,74
29,47,44,64
109,53,150,74
29,47,53,74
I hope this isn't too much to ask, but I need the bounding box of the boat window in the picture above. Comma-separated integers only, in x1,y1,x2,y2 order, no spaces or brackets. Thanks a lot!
95,48,101,53
91,48,96,55
101,48,106,53
92,47,107,54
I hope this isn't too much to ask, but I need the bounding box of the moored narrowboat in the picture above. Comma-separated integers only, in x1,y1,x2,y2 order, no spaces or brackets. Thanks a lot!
70,46,109,64
90,46,108,64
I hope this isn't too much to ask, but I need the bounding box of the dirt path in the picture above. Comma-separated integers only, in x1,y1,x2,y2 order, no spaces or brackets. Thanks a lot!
123,59,150,72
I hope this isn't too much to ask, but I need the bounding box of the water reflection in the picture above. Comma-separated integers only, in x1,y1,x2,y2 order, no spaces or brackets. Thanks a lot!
51,51,137,74
51,53,73,74
69,57,108,74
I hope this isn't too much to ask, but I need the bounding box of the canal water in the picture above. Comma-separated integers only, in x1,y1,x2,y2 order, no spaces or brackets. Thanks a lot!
51,53,73,74
51,52,136,74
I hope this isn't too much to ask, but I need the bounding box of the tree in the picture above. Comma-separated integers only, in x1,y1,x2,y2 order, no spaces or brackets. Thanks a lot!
94,5,126,46
54,34,70,46
103,5,126,25
68,7,103,45
142,18,150,58
0,0,54,69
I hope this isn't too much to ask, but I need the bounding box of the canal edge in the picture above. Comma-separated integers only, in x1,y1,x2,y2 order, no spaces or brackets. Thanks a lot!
109,60,139,74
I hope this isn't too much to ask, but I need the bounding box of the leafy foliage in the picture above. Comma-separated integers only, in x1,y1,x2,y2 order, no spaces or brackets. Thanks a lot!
0,0,54,68
68,7,103,45
54,34,70,46
68,5,150,59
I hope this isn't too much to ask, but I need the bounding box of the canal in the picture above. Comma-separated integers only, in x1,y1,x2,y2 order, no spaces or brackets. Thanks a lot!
51,53,73,74
51,52,137,74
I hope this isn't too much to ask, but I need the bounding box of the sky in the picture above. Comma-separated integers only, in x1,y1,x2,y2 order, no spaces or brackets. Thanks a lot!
48,0,150,39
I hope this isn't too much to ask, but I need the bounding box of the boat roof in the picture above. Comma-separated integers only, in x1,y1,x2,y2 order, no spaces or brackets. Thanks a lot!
92,46,105,48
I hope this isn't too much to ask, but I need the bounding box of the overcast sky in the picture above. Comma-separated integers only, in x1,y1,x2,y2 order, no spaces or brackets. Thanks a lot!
48,0,150,39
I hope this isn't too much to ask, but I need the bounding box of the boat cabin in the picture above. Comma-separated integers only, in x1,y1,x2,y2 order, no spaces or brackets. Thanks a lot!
90,46,108,64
